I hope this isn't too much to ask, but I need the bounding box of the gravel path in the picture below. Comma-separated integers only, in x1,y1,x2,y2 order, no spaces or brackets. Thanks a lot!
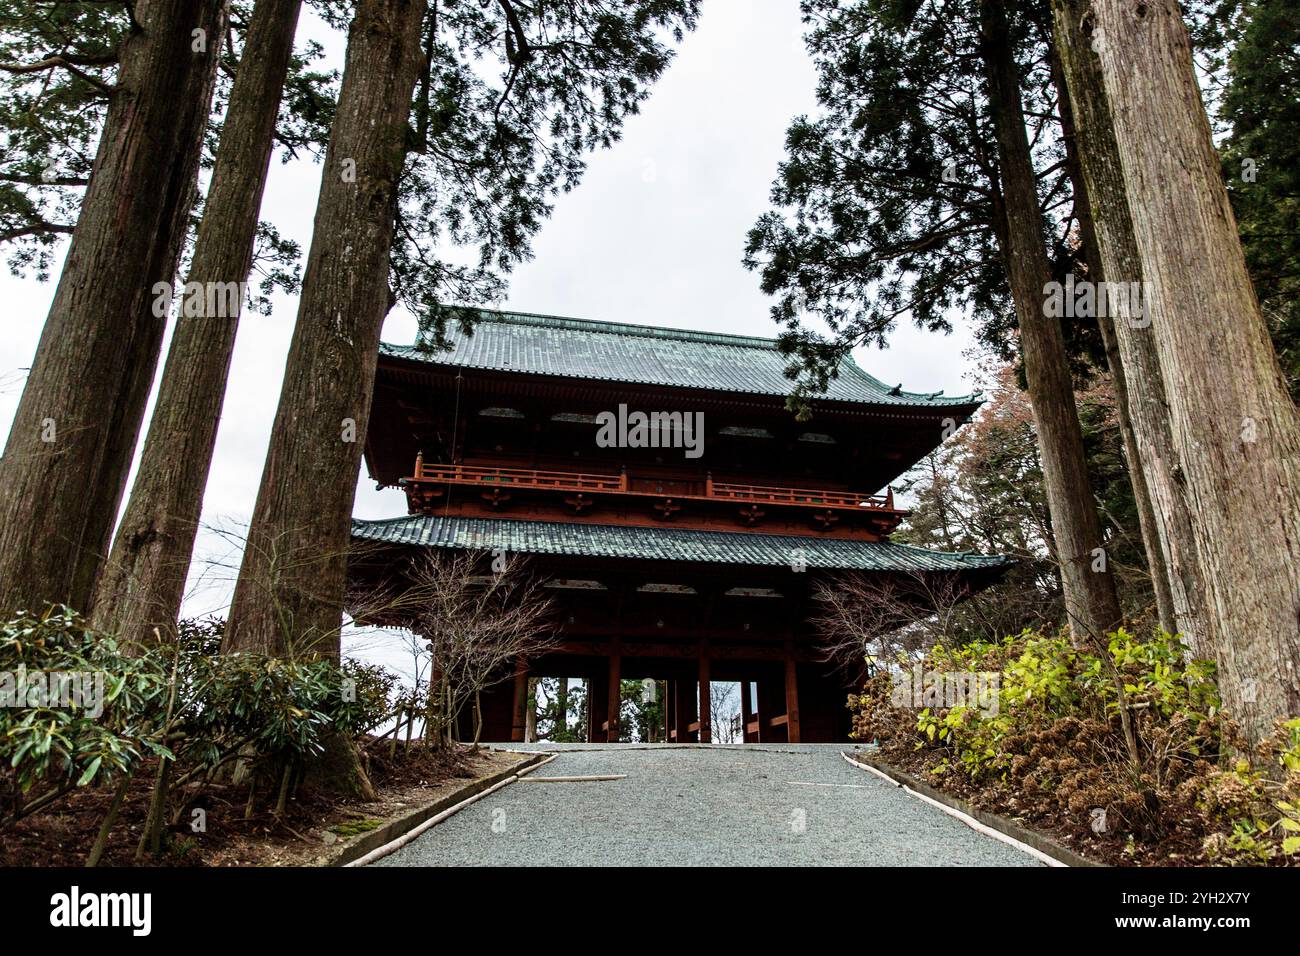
374,745,1043,867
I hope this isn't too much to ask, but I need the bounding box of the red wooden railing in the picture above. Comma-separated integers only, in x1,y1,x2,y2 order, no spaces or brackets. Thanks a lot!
408,455,895,511
413,458,626,492
707,477,892,510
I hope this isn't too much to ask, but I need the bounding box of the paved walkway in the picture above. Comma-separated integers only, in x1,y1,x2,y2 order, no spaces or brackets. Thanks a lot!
375,745,1043,867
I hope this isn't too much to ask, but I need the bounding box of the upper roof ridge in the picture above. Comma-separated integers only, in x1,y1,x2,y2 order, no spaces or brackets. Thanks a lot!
422,306,787,350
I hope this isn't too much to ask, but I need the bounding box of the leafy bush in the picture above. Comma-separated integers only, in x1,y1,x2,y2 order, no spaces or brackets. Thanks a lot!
1,608,399,832
850,626,1299,864
1199,719,1300,864
0,607,171,795
335,658,402,738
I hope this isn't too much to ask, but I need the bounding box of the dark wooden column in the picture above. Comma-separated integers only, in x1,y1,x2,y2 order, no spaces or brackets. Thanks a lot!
756,677,781,742
587,672,608,743
740,679,756,743
666,677,678,742
606,637,622,742
676,676,698,742
784,643,801,744
511,657,529,743
697,642,712,743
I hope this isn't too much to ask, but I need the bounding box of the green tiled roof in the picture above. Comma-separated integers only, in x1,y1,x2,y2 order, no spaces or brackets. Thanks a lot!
351,515,1010,573
379,309,980,409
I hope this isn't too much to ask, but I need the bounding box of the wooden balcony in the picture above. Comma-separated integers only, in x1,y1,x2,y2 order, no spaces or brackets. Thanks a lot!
405,455,896,512
414,460,627,493
705,478,892,510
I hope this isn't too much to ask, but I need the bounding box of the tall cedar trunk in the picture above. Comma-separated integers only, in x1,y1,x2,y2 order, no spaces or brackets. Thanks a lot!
0,0,228,619
90,0,305,647
222,0,427,657
1082,0,1300,748
1049,0,1211,655
979,0,1123,643
1050,51,1177,637
524,677,537,743
556,678,568,738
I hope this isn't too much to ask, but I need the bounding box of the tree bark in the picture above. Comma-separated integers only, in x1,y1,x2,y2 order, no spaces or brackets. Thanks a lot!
0,0,228,619
556,677,568,738
1080,0,1300,748
979,0,1124,643
222,0,427,657
1049,1,1211,655
524,677,537,743
90,0,305,648
1050,49,1177,637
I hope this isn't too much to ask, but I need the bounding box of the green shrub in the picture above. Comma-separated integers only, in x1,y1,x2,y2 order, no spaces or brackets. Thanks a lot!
1,608,400,830
849,626,1299,863
0,606,171,795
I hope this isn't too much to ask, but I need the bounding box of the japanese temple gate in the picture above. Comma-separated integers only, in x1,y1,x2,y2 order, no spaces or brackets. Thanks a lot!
350,309,1008,743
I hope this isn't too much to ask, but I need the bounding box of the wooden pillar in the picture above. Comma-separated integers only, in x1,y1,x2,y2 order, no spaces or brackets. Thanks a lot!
590,671,608,743
510,657,529,743
676,676,697,742
740,679,756,743
697,644,712,744
666,678,677,742
606,638,622,742
756,677,779,742
784,643,801,744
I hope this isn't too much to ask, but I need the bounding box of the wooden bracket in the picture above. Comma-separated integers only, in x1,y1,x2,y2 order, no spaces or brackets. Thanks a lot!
564,492,594,514
653,497,681,520
812,508,839,531
480,488,512,510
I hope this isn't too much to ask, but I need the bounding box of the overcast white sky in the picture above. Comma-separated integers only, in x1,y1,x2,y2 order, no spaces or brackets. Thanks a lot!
0,0,980,677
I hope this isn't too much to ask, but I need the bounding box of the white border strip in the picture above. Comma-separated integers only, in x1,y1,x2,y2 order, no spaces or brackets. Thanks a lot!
841,752,1065,867
346,753,557,867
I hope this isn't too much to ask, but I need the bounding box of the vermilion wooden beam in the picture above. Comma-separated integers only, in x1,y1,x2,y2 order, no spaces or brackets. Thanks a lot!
540,639,820,663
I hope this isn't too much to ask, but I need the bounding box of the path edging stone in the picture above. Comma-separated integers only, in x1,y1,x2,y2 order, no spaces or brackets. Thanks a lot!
325,750,546,867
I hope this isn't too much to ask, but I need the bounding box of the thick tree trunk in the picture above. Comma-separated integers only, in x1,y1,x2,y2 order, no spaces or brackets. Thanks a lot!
1051,0,1211,660
979,0,1123,643
1050,51,1178,637
90,0,305,648
524,677,537,743
1079,0,1300,747
301,733,377,800
223,0,427,657
556,677,568,738
0,0,228,619
1096,313,1178,626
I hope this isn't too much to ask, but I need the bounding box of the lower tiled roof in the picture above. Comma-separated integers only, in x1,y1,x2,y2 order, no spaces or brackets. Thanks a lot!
351,515,1010,573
